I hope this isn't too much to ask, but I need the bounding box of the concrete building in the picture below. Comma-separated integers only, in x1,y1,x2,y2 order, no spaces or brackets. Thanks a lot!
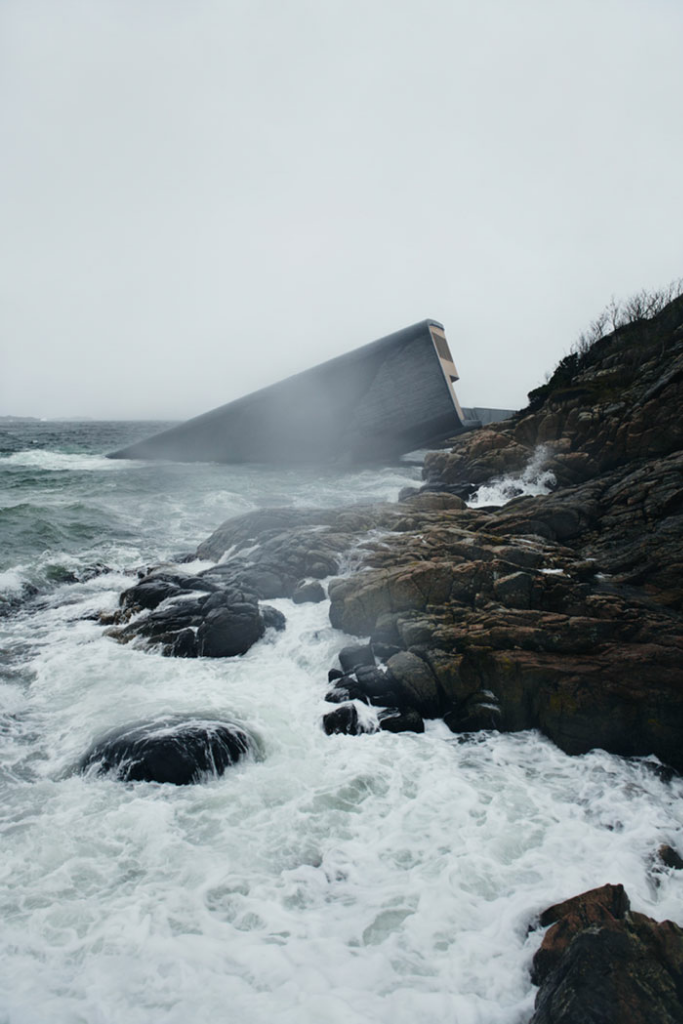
109,320,513,464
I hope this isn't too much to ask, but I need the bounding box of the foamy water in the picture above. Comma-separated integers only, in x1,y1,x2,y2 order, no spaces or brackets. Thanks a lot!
468,447,556,507
1,425,682,1024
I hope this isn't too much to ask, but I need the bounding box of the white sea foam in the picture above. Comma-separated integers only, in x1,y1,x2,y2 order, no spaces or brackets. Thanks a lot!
468,447,556,507
2,449,130,472
0,567,26,597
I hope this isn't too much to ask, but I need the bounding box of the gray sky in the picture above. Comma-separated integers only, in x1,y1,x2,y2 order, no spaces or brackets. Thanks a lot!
2,0,682,420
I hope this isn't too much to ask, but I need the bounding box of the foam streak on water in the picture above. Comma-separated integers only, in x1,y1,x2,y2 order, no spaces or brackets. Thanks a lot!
1,424,682,1024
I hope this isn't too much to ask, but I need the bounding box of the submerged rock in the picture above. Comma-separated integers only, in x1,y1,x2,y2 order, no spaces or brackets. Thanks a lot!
378,708,425,733
79,719,256,785
530,883,683,1024
322,704,375,736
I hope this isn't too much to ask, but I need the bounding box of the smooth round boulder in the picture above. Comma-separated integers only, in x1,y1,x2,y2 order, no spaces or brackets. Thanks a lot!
197,604,264,657
79,719,256,785
338,644,376,673
292,580,326,604
385,651,441,717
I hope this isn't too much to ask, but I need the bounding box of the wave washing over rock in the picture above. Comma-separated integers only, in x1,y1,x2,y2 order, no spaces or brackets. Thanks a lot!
1,293,683,1023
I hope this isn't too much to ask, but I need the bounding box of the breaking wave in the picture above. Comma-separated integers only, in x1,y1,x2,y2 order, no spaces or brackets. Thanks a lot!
468,446,557,507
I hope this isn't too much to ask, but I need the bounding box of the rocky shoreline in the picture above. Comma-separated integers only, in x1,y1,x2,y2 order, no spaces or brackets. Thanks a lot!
106,293,683,773
99,291,683,1021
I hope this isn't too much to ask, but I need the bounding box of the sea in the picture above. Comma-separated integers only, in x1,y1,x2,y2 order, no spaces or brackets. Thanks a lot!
1,420,681,1024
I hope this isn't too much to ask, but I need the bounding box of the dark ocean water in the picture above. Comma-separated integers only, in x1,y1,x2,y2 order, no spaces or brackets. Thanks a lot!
0,421,681,1024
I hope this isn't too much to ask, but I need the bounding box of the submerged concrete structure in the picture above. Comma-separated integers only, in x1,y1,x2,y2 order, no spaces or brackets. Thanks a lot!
110,320,512,465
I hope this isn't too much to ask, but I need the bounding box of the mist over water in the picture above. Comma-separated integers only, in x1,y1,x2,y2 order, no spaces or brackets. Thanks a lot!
1,423,682,1023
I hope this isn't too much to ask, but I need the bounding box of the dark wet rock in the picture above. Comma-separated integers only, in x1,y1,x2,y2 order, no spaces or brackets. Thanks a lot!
197,603,264,658
385,651,441,718
370,641,402,661
109,570,284,658
165,628,198,658
120,575,183,611
325,685,356,704
658,844,683,871
175,575,220,594
201,587,254,613
195,507,363,579
529,883,683,1024
443,689,501,733
114,597,206,642
322,704,373,736
338,644,375,673
328,668,344,683
261,605,286,632
378,708,425,733
352,665,403,707
79,719,255,785
292,580,326,604
326,669,394,708
642,762,679,784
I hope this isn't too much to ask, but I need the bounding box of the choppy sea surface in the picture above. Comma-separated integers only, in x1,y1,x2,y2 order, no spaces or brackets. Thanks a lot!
1,421,681,1024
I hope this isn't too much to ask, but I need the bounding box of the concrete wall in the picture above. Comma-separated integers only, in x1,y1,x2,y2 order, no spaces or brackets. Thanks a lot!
110,320,466,464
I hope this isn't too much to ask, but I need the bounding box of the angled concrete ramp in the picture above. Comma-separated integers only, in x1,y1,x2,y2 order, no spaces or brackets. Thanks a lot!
110,320,511,465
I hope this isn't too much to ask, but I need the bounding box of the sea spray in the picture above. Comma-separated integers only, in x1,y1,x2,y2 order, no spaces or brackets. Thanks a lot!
467,446,556,507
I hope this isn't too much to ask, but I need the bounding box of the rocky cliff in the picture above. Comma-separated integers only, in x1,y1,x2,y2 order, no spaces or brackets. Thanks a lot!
321,292,683,767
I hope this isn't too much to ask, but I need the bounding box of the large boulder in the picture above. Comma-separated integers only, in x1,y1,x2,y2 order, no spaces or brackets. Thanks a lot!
197,597,264,658
79,719,256,784
385,651,441,718
530,884,683,1024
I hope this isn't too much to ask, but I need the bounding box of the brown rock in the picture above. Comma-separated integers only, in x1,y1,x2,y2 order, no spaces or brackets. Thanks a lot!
658,844,683,871
530,884,683,1024
493,571,534,609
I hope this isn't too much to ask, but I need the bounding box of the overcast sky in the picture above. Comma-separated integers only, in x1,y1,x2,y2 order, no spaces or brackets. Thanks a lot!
2,0,682,420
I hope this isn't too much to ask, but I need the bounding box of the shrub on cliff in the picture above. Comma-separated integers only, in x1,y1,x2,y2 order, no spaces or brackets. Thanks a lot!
526,279,683,413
